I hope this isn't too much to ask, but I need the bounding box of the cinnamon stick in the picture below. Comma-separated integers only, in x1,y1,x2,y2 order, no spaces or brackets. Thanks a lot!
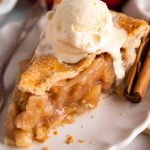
133,48,150,100
127,35,147,92
124,31,150,103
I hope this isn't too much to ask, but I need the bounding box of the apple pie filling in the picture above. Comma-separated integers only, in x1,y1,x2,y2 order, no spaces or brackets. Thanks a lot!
4,53,115,147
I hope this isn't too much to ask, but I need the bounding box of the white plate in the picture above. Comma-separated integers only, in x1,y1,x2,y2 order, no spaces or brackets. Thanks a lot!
0,20,150,150
0,0,18,15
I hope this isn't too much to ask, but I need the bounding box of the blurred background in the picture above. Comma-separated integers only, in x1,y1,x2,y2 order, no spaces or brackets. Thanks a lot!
0,0,149,27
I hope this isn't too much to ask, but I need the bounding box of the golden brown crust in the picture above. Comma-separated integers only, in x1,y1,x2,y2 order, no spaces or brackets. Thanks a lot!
19,54,95,95
112,11,149,36
111,11,149,72
119,14,148,35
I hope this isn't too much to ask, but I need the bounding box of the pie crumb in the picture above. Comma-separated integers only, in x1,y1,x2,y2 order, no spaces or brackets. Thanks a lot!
42,146,50,150
90,116,94,118
80,125,84,128
66,135,74,144
78,139,84,143
53,130,58,135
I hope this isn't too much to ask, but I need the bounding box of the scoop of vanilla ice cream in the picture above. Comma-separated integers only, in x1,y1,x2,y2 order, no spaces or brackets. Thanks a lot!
56,0,112,33
35,0,127,84
40,0,113,63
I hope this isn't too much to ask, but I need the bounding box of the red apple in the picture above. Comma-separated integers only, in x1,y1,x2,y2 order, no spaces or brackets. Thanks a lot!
103,0,123,9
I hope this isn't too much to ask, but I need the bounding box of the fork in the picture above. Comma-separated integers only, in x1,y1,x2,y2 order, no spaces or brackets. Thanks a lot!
0,3,44,110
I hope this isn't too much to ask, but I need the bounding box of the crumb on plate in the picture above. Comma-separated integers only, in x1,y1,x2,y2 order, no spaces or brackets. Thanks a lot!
120,113,123,116
66,135,74,144
53,130,58,135
78,139,84,143
42,146,50,150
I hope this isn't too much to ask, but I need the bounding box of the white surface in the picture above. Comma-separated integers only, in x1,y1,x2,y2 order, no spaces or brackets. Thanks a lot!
0,21,150,150
123,0,150,21
124,134,150,150
0,0,18,15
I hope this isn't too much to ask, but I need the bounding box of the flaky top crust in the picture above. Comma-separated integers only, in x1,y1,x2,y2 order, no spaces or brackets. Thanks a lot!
19,54,96,95
18,11,150,95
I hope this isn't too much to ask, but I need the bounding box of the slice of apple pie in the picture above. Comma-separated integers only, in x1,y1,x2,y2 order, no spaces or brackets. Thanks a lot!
4,0,149,148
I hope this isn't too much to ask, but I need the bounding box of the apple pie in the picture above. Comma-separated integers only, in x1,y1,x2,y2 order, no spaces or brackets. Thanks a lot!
4,0,149,148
